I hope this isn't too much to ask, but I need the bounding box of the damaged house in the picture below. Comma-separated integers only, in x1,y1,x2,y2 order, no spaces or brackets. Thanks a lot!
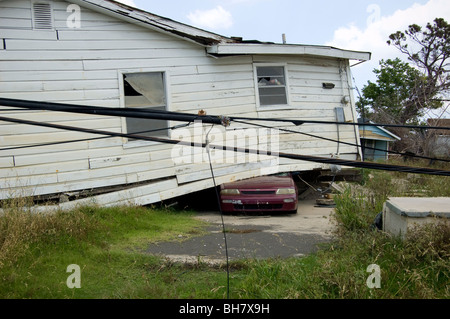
0,0,371,209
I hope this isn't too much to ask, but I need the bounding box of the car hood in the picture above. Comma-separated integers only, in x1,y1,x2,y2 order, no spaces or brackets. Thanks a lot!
221,175,295,189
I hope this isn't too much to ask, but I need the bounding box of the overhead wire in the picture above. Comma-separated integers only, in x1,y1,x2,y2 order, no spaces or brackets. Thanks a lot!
0,122,192,152
0,115,449,177
1,97,449,131
2,110,448,163
205,124,230,299
231,119,450,163
4,114,447,163
2,97,450,164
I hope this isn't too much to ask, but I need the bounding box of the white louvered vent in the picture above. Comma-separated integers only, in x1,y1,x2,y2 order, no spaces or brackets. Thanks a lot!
33,2,54,30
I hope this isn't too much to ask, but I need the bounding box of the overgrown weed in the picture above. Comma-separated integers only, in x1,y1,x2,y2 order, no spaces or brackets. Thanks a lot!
0,200,99,270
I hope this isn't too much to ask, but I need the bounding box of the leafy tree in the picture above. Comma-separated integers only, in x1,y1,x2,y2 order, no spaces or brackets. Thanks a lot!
387,18,450,120
356,58,423,124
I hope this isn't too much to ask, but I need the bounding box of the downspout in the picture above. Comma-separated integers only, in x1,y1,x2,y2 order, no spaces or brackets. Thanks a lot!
343,59,364,160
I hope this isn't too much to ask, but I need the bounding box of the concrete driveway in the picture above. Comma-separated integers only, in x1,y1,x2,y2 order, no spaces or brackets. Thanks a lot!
145,199,336,264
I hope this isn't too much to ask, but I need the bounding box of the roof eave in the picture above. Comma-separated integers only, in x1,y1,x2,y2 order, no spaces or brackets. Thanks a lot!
207,43,371,61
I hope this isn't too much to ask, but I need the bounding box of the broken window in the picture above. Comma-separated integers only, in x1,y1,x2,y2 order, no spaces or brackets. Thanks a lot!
256,66,289,106
123,72,168,140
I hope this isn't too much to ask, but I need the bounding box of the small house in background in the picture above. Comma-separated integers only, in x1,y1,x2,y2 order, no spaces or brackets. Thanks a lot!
359,118,401,161
427,119,450,159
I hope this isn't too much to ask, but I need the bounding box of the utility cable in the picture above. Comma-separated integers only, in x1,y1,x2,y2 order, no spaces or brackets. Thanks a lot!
3,108,447,163
1,97,449,131
232,119,450,163
0,98,225,126
0,115,449,177
205,125,230,299
0,123,192,152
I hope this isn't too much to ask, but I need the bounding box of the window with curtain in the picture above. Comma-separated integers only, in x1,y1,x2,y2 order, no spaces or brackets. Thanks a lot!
256,66,288,106
123,72,168,140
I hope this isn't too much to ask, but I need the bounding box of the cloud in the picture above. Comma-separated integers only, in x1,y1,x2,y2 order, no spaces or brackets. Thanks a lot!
328,0,450,58
327,0,450,86
187,6,233,30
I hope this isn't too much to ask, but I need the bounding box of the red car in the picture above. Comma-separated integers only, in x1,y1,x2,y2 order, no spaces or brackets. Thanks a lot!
220,173,298,214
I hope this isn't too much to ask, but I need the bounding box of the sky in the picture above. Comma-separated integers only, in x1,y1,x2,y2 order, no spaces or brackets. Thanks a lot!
116,0,450,117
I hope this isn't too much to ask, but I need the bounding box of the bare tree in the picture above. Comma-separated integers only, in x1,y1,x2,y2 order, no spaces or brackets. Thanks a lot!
358,18,450,158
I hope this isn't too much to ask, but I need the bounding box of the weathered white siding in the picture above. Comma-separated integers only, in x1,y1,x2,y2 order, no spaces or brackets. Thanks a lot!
0,0,360,205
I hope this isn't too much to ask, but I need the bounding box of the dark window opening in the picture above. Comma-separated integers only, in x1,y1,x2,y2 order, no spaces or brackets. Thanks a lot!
256,66,288,106
123,72,168,140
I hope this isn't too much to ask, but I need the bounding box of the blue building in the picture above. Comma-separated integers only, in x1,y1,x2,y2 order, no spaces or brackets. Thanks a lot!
358,119,401,161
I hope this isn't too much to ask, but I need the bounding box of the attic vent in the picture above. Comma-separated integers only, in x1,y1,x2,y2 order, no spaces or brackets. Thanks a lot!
33,2,53,30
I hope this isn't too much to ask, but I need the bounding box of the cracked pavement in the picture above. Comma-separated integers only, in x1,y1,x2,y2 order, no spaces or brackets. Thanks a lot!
145,199,335,264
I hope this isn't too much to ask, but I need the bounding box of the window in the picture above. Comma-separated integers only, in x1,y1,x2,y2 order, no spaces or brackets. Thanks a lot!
122,72,168,141
32,1,54,30
255,65,289,107
363,140,376,161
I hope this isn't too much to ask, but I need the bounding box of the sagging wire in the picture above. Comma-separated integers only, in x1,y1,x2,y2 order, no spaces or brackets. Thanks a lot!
205,124,230,299
0,115,449,176
2,97,450,131
231,119,450,163
0,123,193,152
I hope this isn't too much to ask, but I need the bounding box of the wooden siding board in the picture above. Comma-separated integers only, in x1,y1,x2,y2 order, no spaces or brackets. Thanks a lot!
0,160,89,178
61,178,177,208
0,48,203,61
0,29,58,40
0,157,14,168
0,7,32,19
0,18,32,29
0,79,118,92
0,60,84,72
0,89,120,102
0,0,33,9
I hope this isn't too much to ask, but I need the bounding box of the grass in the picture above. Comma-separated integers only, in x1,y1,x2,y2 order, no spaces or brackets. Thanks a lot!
0,161,449,299
0,203,214,299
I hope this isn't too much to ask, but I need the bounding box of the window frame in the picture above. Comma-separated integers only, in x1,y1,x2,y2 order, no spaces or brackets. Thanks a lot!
118,69,171,148
253,63,291,110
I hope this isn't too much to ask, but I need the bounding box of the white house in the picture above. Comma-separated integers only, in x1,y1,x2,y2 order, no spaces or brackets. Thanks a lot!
0,0,371,209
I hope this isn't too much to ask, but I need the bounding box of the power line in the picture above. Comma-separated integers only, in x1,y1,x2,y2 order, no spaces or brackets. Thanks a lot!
2,110,448,164
205,125,230,299
1,97,449,131
232,119,450,163
2,97,450,163
0,98,227,126
0,123,192,152
1,115,449,177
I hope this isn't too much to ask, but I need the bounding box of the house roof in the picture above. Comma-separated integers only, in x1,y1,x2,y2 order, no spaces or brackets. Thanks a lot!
358,119,401,142
71,0,371,62
70,0,233,45
428,119,450,135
